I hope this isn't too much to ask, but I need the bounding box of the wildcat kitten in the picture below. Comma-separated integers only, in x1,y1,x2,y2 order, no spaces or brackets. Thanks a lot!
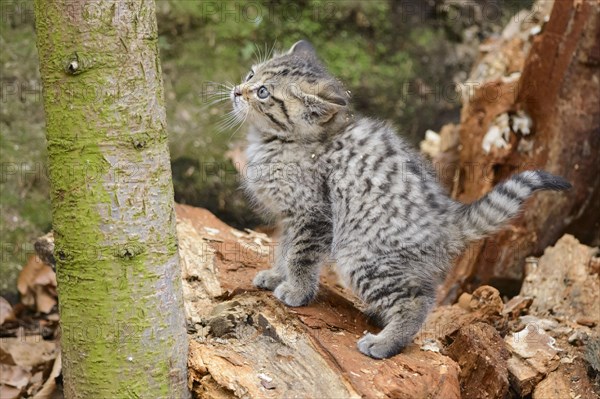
231,40,571,359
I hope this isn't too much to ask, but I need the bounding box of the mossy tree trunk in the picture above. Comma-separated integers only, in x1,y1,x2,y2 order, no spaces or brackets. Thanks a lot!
34,1,189,397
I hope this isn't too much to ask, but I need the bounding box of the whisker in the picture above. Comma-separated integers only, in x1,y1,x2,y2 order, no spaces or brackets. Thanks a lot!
204,88,232,97
252,45,261,64
205,81,233,88
227,108,249,141
267,39,277,60
200,81,234,106
203,89,231,99
215,109,243,132
200,90,232,108
215,102,249,135
254,42,264,64
205,87,232,96
200,98,230,111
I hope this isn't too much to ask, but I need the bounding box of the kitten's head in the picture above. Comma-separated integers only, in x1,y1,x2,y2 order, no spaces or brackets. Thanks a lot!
231,40,350,139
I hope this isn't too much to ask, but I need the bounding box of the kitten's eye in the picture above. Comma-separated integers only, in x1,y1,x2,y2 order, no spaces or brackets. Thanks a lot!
245,70,254,82
257,86,270,99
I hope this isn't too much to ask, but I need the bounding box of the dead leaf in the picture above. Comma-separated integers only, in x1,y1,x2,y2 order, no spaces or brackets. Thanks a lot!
33,286,57,314
32,352,61,399
17,255,57,313
0,336,57,369
0,347,16,365
32,267,56,287
0,297,15,325
27,371,44,396
18,256,47,295
0,363,31,389
0,384,23,399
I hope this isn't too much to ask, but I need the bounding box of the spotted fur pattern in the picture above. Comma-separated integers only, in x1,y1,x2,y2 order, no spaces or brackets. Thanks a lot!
231,41,571,359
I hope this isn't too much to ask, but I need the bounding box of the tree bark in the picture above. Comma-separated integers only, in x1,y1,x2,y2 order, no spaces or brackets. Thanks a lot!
34,1,188,397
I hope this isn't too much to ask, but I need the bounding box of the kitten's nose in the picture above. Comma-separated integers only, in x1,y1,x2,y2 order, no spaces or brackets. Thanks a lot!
234,86,242,97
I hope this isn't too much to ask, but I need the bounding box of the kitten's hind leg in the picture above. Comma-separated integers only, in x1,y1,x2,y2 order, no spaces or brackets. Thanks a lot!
357,282,436,359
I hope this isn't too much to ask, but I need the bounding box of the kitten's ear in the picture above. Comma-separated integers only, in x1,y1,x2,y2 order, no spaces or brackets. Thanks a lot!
318,84,348,107
295,84,348,124
288,40,317,58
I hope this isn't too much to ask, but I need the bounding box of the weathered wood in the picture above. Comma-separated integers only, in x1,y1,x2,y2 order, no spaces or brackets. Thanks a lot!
176,204,462,399
532,358,599,399
532,369,570,399
176,203,600,398
520,234,599,325
440,0,600,301
505,325,561,396
419,285,508,345
508,234,600,398
445,322,511,399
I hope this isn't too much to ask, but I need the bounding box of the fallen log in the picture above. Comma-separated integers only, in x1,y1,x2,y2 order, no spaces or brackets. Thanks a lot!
176,204,462,398
177,205,599,398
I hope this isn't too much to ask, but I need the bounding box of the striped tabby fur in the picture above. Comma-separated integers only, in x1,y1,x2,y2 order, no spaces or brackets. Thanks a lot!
231,40,571,358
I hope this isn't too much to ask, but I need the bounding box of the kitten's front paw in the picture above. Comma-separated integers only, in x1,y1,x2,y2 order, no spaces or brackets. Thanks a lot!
273,282,315,307
357,333,404,359
253,269,284,291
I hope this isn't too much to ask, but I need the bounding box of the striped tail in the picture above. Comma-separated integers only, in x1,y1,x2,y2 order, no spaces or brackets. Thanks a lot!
457,170,571,242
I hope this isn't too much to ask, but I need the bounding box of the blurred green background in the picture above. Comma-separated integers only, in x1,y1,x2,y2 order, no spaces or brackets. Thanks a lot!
0,0,532,294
